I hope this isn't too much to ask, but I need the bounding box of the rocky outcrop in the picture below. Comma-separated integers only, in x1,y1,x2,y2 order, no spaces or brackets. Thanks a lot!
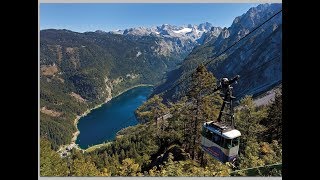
156,3,282,100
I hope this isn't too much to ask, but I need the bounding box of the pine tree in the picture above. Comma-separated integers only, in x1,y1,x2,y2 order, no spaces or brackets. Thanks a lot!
263,89,282,143
107,154,120,175
235,96,267,146
186,64,222,160
135,95,168,127
120,149,126,160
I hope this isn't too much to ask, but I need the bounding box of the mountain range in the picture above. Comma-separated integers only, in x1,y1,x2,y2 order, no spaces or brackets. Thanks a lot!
40,3,282,149
40,22,215,148
110,22,221,65
155,3,282,101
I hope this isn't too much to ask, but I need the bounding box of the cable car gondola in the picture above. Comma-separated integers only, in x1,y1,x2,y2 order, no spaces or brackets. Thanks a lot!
201,121,241,163
201,75,241,163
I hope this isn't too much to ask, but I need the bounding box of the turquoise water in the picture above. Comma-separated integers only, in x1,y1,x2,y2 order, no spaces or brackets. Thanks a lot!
76,86,153,149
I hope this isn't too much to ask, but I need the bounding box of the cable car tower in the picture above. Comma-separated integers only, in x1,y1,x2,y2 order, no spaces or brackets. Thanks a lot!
201,75,241,163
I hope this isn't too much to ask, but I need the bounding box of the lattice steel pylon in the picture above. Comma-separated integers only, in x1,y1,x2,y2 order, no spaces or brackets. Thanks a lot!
212,75,240,128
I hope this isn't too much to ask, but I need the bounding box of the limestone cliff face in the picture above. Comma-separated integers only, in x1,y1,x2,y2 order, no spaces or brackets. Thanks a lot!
155,3,282,100
210,3,282,96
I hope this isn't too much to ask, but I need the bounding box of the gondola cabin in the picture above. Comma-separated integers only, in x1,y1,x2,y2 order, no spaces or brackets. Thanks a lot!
201,121,241,163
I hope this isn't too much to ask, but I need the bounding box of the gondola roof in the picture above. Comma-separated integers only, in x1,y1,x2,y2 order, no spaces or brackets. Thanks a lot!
203,121,241,139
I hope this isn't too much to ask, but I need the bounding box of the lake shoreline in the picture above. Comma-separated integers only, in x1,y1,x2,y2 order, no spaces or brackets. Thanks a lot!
69,84,153,152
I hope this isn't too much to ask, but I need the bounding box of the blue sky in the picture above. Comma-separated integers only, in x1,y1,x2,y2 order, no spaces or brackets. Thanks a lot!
40,3,260,32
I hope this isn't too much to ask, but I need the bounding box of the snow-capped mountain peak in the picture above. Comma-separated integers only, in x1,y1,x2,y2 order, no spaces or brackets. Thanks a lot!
111,22,217,41
108,22,222,60
173,27,192,34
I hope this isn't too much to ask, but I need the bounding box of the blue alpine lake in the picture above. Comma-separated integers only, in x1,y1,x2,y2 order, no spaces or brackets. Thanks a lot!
76,86,153,149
